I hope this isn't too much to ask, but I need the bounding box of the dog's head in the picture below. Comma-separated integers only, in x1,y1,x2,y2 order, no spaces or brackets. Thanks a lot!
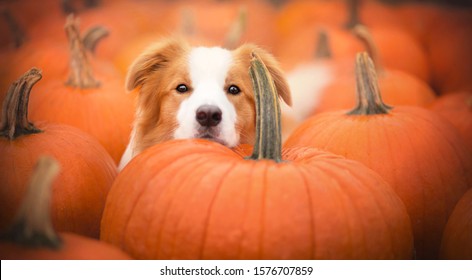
127,37,291,154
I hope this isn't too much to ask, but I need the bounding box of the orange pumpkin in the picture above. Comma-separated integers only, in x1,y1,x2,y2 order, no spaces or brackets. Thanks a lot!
275,0,348,40
284,52,472,259
0,68,117,238
275,1,430,83
429,91,472,153
77,0,166,60
159,0,277,50
311,28,436,114
282,29,358,130
275,24,364,71
100,53,413,260
439,188,472,260
28,15,134,163
0,156,130,260
312,66,436,114
426,9,472,93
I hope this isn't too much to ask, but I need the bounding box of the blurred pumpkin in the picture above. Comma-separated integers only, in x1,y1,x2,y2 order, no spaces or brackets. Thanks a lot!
439,188,472,260
430,91,472,153
285,52,472,259
28,15,134,163
0,156,130,260
0,68,117,238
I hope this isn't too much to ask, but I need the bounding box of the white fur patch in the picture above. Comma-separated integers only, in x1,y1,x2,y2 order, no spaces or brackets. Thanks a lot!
174,47,239,147
285,63,333,121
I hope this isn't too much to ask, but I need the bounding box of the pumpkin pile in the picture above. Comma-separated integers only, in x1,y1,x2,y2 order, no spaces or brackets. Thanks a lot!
1,0,471,260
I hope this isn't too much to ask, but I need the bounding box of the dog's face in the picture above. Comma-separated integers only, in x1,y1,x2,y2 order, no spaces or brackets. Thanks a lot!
126,37,291,155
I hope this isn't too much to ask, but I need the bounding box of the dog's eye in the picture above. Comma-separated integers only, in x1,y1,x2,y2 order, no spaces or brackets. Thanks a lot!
176,84,189,93
228,85,240,95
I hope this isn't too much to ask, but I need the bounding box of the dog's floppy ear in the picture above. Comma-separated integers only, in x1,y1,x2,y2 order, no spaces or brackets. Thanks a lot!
235,44,292,106
126,37,190,92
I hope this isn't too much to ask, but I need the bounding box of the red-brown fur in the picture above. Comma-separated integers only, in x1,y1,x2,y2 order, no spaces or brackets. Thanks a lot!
126,37,291,155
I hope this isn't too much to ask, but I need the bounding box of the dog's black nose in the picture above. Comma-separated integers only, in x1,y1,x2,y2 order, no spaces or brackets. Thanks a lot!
196,105,222,127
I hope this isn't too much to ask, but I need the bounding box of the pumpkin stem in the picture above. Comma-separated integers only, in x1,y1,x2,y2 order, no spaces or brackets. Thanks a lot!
347,52,392,115
82,25,109,54
1,9,26,49
314,29,332,59
64,14,100,89
1,156,63,249
345,0,361,29
223,6,247,49
352,24,384,73
0,68,43,140
248,52,283,162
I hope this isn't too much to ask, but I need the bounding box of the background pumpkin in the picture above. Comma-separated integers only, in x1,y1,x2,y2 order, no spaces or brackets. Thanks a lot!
439,188,472,260
429,91,472,153
0,156,131,260
0,68,117,238
284,52,472,259
28,15,135,163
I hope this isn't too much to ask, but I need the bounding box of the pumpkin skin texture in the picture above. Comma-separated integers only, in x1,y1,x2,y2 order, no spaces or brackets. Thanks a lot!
284,53,472,259
429,91,472,154
0,68,117,239
100,139,412,260
101,53,413,260
439,188,472,260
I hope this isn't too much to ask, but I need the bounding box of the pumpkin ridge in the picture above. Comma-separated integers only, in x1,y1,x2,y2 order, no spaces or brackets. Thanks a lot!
198,160,239,259
408,108,471,184
114,150,201,255
293,164,316,259
152,157,217,258
372,111,439,257
409,108,471,176
314,162,361,258
407,110,471,252
337,163,375,258
341,160,397,258
259,163,269,259
236,160,258,260
133,152,214,259
154,150,238,259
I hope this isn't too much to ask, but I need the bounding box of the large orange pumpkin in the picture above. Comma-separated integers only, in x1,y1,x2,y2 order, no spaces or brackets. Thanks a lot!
0,68,117,238
284,52,472,259
0,157,131,260
100,53,413,260
28,15,135,163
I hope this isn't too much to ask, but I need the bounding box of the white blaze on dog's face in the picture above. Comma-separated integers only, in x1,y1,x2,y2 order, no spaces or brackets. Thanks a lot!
123,37,291,161
174,47,238,146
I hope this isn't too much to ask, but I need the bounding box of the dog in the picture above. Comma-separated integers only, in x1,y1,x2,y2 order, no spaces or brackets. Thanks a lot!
118,37,291,169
